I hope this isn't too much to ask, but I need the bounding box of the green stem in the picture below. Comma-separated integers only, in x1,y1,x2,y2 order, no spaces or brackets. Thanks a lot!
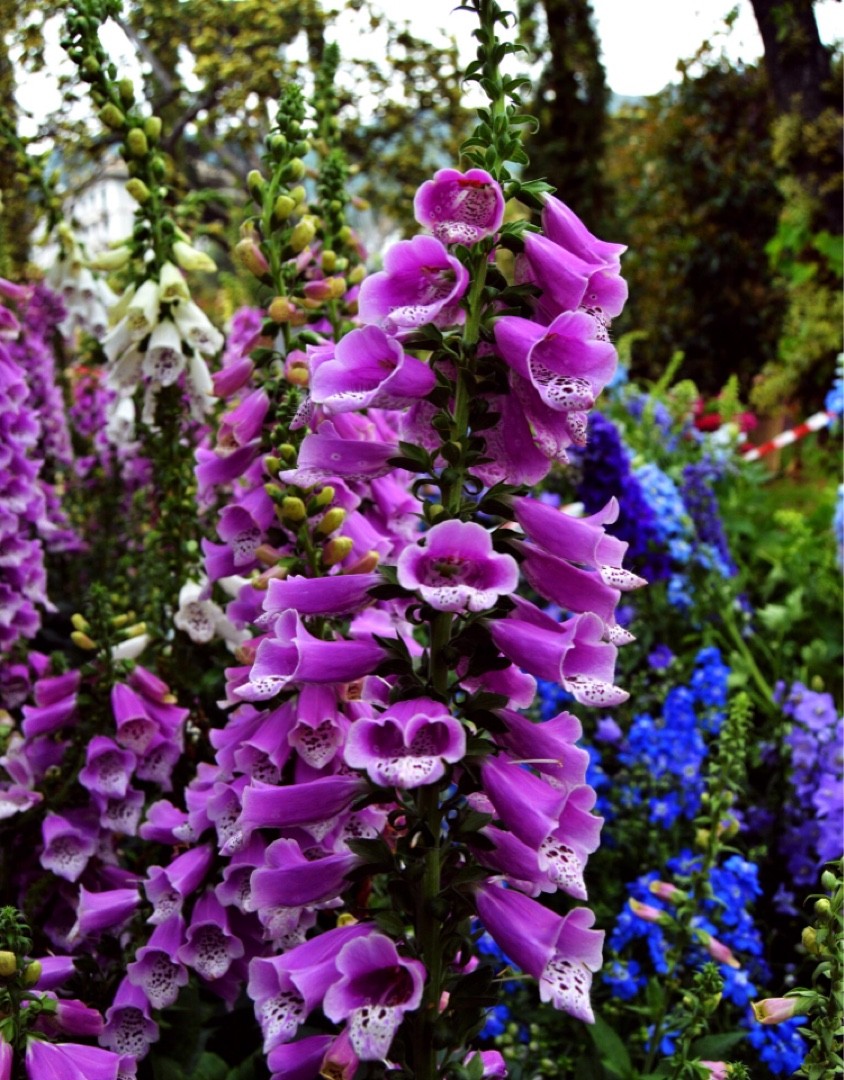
413,782,444,1080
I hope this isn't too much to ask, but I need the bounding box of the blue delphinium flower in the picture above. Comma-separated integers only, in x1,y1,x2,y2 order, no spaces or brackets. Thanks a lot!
745,1016,808,1076
681,458,737,577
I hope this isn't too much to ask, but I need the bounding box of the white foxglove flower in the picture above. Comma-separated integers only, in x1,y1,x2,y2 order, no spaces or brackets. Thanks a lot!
126,279,161,340
174,581,248,649
172,239,216,272
159,260,191,304
173,298,224,355
142,320,185,387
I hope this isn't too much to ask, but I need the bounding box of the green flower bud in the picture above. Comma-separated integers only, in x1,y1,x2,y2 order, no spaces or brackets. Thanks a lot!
313,486,335,508
126,127,149,158
98,103,126,130
284,158,306,182
281,497,307,523
289,217,317,254
289,185,307,205
118,78,135,107
82,55,100,76
273,195,296,222
316,507,346,536
144,116,163,142
323,536,353,567
0,951,17,977
22,960,41,987
322,250,337,272
247,170,265,200
71,631,97,650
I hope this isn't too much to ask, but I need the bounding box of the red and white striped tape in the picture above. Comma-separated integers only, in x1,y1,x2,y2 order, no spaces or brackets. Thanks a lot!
741,410,836,461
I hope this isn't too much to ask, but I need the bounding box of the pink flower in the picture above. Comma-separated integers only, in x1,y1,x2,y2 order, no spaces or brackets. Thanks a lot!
414,168,505,245
751,996,801,1024
358,235,469,332
344,696,466,788
397,520,518,613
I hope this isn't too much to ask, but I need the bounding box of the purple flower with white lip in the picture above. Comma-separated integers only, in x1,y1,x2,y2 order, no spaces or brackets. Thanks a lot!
475,883,604,1022
100,977,160,1060
177,891,245,981
344,697,466,788
323,932,426,1060
494,309,617,415
310,325,436,413
358,235,470,332
414,167,505,245
79,736,136,800
397,520,518,613
40,810,98,882
69,886,140,943
126,914,189,1010
144,843,214,925
249,837,361,909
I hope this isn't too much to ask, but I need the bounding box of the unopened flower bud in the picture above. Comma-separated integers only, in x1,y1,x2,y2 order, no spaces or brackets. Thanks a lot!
86,245,132,271
348,264,366,285
144,116,163,142
313,486,335,508
820,870,837,892
285,158,306,182
278,443,296,463
98,103,126,130
323,537,354,567
286,359,309,387
0,952,17,977
329,277,348,299
125,178,151,204
289,217,317,253
22,960,41,987
172,240,216,273
273,195,296,221
264,456,281,477
247,170,265,200
263,483,284,503
344,550,380,574
289,185,307,205
317,507,346,536
649,881,686,904
234,239,269,277
629,898,671,925
281,497,307,523
254,544,283,566
336,913,358,928
801,927,819,954
118,78,135,107
814,897,831,916
322,249,337,272
268,296,296,323
121,622,147,638
751,997,799,1025
71,631,97,650
699,932,741,969
158,260,191,303
71,613,90,633
338,225,353,244
126,127,149,158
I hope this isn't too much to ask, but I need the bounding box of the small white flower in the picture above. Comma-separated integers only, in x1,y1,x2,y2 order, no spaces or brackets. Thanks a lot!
142,319,185,387
126,279,161,339
174,581,248,649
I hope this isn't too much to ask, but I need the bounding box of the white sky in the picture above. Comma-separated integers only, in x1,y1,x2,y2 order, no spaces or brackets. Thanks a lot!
14,0,844,137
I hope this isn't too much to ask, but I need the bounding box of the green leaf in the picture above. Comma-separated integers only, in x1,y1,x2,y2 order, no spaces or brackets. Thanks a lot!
194,1053,229,1080
587,1013,634,1079
689,1031,747,1059
152,1059,189,1080
225,1051,266,1080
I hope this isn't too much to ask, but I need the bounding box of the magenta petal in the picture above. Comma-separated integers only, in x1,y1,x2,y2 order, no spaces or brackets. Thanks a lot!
481,754,566,849
25,1040,120,1080
414,167,505,244
250,839,360,907
262,573,380,618
239,775,367,832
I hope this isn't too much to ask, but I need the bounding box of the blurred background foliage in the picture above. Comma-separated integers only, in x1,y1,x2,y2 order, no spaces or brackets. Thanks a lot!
2,0,842,406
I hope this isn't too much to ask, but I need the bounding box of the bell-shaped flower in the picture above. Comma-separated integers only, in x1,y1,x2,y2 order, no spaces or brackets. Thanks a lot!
397,520,518,613
24,1039,121,1080
40,810,98,882
261,572,380,620
323,933,426,1060
79,736,136,800
249,837,361,909
344,697,466,788
310,326,435,413
237,609,386,701
177,891,245,981
475,883,604,1022
126,914,189,1010
494,310,617,416
288,685,347,770
174,580,246,647
496,708,589,791
144,843,215,925
140,319,186,387
69,885,140,943
239,775,367,838
247,923,374,1052
358,235,469,332
111,683,157,754
490,601,627,707
541,195,626,268
172,298,224,355
266,1035,334,1080
511,495,628,571
414,167,505,245
125,279,161,340
101,977,160,1059
278,422,398,488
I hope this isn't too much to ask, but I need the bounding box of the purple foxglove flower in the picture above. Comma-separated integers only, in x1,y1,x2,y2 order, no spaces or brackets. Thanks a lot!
288,686,347,770
98,787,145,836
25,1039,121,1080
464,1050,508,1078
69,885,140,942
511,495,630,571
33,670,80,705
475,825,553,897
34,995,104,1037
358,234,469,332
248,923,374,1052
278,421,398,488
138,800,191,845
473,390,552,487
238,610,386,701
40,810,98,882
0,1039,9,1080
216,834,267,913
497,709,589,790
323,932,426,1060
249,837,361,908
518,228,627,320
494,310,616,416
239,775,367,838
310,326,436,413
177,890,245,981
397,520,518,613
541,195,626,267
475,883,603,1022
266,1035,334,1080
32,956,76,991
144,844,214,925
517,541,621,627
481,754,566,849
111,683,157,754
414,167,505,244
490,602,627,707
21,691,77,738
217,506,267,568
217,388,268,447
126,914,189,1010
344,696,466,788
101,977,159,1059
80,736,136,800
261,572,380,620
